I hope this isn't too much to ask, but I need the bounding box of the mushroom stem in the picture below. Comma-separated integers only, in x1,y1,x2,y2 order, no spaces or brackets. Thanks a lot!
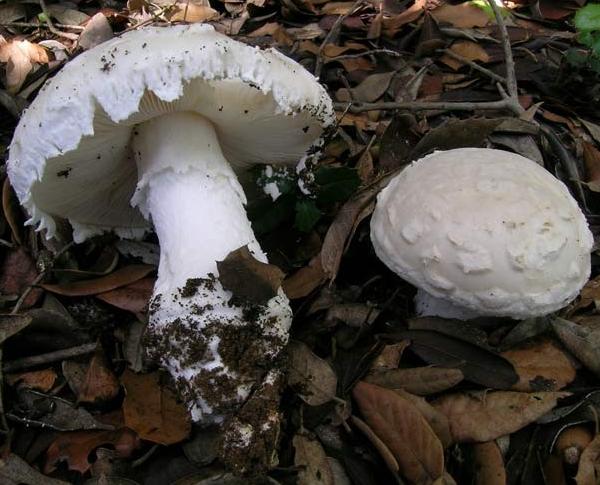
131,112,291,423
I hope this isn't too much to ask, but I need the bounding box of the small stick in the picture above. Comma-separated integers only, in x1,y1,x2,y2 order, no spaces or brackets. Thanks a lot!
0,21,85,31
3,342,97,372
334,99,516,113
329,48,402,61
38,0,79,40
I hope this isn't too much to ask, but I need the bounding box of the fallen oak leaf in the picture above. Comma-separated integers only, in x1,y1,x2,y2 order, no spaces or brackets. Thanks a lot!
0,39,50,93
121,370,191,446
0,453,68,485
41,264,154,297
282,254,325,299
432,390,570,443
351,415,400,473
353,381,444,484
551,317,600,377
68,348,120,404
217,245,285,305
45,428,139,474
0,247,42,309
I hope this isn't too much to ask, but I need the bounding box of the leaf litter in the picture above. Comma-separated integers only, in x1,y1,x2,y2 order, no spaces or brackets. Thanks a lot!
0,0,599,483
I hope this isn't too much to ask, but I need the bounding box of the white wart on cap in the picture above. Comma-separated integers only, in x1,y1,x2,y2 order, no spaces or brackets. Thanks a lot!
370,148,593,319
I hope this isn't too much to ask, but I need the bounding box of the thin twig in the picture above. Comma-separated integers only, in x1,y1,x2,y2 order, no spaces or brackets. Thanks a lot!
3,342,97,372
329,48,401,61
334,99,516,113
11,241,74,315
314,0,363,78
0,21,85,31
487,0,522,114
439,48,506,85
38,0,79,40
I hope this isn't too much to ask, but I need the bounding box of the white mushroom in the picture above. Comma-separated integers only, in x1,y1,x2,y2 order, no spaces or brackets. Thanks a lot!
370,148,593,320
7,24,334,424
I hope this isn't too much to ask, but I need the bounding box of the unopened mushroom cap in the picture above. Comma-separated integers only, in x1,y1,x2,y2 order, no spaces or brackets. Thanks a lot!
370,148,593,319
8,24,334,242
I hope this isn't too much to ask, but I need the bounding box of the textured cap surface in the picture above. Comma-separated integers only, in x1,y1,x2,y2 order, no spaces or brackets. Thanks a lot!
370,148,593,319
8,23,334,242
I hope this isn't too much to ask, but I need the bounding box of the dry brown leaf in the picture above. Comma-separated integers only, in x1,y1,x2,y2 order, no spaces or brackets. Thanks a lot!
121,370,191,445
544,454,567,485
77,349,120,403
575,433,600,485
370,341,409,371
6,368,57,392
217,245,285,304
365,367,464,396
431,3,489,29
555,426,593,465
283,255,326,299
0,39,50,93
353,381,444,484
320,1,356,15
336,71,395,103
552,317,600,377
473,441,506,485
322,42,367,58
41,264,154,297
583,141,600,192
0,247,42,309
293,434,334,485
501,339,576,391
78,13,113,50
392,389,452,448
382,0,426,37
287,340,337,406
433,391,570,443
96,276,154,313
2,178,23,245
351,415,400,473
169,2,219,22
0,4,26,24
441,40,490,70
45,428,139,474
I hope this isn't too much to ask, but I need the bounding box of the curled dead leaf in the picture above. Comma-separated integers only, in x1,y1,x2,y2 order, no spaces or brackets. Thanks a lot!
353,381,444,484
473,441,506,485
365,367,464,395
575,433,600,485
293,434,334,485
0,39,50,93
287,340,337,406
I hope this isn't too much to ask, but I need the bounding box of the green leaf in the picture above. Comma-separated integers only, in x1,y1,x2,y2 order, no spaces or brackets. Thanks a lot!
249,194,296,235
575,4,600,32
314,166,361,204
294,199,322,232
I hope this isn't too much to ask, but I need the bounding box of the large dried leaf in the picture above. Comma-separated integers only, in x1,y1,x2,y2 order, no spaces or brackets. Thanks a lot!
293,434,334,485
64,349,120,403
441,40,490,70
501,339,576,391
432,391,570,443
473,441,506,485
353,381,444,484
396,330,518,389
0,314,32,344
552,317,600,377
337,71,395,103
287,340,337,406
365,367,464,395
431,3,490,28
41,265,154,297
7,369,57,392
282,255,325,299
217,246,285,304
0,39,50,93
0,247,42,308
575,433,600,485
121,370,191,445
96,276,154,313
45,428,139,474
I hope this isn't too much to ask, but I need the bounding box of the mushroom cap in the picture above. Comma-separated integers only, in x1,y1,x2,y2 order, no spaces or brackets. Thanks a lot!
370,148,593,319
7,24,334,243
